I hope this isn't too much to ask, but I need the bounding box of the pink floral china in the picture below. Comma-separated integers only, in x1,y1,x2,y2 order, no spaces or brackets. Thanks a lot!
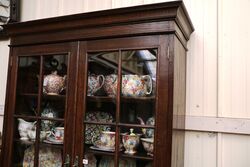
103,74,152,97
92,131,115,150
43,71,66,95
23,146,62,167
103,74,117,96
121,128,141,155
87,74,105,96
85,111,113,144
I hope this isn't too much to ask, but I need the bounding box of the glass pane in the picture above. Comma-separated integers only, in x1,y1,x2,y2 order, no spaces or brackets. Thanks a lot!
13,118,37,166
120,49,156,127
14,144,35,166
84,52,118,164
38,146,63,166
15,56,40,116
16,56,40,94
121,49,157,97
42,55,68,96
118,158,152,167
119,49,156,163
15,95,38,116
39,120,64,165
41,54,68,119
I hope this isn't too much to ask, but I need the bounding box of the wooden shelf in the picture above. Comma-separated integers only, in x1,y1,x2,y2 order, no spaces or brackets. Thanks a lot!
87,96,155,103
87,96,115,102
42,94,66,100
13,115,64,122
118,123,155,129
84,121,116,126
17,93,38,97
120,152,153,160
14,139,35,145
14,139,63,149
40,142,64,149
86,145,115,156
121,96,155,102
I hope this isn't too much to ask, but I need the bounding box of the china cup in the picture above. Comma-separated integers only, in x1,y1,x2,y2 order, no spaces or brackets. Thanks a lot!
92,131,115,150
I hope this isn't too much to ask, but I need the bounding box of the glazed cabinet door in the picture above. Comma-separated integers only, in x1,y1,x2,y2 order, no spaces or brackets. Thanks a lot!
2,42,78,167
76,36,164,167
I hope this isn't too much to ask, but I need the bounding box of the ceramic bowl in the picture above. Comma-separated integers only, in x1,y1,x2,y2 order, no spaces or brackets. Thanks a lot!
141,138,154,156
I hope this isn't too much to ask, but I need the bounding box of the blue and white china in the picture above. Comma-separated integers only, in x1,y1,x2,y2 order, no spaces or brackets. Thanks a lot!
137,116,155,138
141,138,154,156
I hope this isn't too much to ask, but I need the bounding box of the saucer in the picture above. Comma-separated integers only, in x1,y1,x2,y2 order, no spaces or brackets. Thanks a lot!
90,146,115,152
90,146,123,152
44,136,63,144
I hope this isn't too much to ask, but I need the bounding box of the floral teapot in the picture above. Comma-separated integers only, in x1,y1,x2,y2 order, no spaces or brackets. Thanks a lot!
137,117,155,138
43,71,66,95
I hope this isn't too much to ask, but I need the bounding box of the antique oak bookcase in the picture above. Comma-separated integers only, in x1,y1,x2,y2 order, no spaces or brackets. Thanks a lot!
0,1,193,166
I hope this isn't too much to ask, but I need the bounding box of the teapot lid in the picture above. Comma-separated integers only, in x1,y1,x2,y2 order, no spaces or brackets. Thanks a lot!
129,128,136,136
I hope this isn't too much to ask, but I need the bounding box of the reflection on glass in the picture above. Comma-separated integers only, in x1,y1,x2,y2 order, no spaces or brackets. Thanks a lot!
17,56,40,94
87,52,118,97
41,98,65,120
121,50,157,97
14,144,35,166
13,118,36,166
84,52,118,166
15,95,38,116
120,49,157,126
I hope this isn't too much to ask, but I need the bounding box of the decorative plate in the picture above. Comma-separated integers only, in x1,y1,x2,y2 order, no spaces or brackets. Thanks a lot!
43,136,63,145
99,156,136,167
23,145,62,167
89,146,115,152
84,111,113,144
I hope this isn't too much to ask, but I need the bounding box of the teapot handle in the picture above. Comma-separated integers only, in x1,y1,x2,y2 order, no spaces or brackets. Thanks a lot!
96,75,105,91
143,75,152,95
59,75,67,93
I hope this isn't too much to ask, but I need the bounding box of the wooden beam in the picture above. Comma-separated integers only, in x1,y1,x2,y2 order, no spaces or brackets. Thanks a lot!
185,116,250,135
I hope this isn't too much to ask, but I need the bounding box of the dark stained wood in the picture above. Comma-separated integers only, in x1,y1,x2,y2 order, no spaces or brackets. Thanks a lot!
120,153,153,160
1,1,194,167
3,1,193,36
2,1,193,47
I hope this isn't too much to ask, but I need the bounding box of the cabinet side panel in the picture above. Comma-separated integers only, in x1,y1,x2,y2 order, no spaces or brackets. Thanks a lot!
171,36,187,167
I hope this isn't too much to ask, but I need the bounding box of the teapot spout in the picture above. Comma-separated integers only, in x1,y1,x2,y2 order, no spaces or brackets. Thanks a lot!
137,117,145,125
